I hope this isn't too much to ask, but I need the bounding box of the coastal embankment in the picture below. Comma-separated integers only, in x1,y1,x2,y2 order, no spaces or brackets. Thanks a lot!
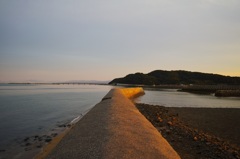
38,88,180,159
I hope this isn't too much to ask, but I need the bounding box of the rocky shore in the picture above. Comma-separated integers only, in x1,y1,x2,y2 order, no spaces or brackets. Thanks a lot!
136,103,240,159
215,90,240,97
0,123,71,159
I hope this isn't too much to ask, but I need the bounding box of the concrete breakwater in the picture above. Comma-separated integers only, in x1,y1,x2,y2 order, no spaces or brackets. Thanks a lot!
43,88,180,159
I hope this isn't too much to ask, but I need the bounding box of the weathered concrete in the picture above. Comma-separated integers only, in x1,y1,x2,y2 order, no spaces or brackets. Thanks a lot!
45,88,180,159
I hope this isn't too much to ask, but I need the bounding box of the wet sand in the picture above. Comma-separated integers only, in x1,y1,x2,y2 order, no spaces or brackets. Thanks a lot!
136,103,240,159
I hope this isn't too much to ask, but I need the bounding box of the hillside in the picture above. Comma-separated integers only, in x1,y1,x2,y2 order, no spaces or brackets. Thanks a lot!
109,70,240,85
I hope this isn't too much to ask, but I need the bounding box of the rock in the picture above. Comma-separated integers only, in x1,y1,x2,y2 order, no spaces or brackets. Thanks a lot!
157,117,163,122
194,137,198,141
51,133,58,137
25,147,31,151
167,121,173,126
166,130,171,134
25,143,31,146
45,138,52,143
24,137,29,142
58,124,66,128
172,117,177,121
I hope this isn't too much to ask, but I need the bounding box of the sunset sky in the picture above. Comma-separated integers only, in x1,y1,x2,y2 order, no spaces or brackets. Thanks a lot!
0,0,240,82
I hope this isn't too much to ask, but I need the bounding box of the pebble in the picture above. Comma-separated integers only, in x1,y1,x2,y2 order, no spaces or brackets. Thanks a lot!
157,117,163,122
167,121,173,126
25,147,31,151
25,143,31,146
45,138,52,143
194,137,198,141
166,130,171,134
24,137,29,142
51,133,58,137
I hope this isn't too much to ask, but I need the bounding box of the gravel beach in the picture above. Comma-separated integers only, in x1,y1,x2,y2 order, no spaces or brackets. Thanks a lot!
136,103,240,159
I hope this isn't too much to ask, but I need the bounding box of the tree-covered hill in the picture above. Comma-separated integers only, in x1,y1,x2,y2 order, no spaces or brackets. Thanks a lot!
109,70,240,85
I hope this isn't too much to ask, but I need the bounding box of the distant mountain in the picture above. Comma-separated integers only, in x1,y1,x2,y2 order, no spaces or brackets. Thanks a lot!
109,70,240,85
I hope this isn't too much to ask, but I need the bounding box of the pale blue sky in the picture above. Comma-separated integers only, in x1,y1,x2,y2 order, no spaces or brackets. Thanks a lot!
0,0,240,82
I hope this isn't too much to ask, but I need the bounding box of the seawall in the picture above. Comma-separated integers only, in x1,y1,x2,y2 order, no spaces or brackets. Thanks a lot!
44,88,180,159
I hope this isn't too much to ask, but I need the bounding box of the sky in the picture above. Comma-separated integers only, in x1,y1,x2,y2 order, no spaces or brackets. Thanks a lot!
0,0,240,82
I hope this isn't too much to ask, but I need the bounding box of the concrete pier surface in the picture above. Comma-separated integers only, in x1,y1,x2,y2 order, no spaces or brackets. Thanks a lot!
42,88,180,159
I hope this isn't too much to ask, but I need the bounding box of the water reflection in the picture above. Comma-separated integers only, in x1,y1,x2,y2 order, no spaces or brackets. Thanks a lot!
135,89,240,108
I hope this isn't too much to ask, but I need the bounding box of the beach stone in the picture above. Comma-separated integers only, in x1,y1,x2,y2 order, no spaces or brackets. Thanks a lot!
167,121,173,126
45,138,52,143
157,117,163,122
24,137,29,142
51,133,58,137
166,130,171,135
172,117,177,121
194,137,198,141
25,143,31,146
25,147,31,151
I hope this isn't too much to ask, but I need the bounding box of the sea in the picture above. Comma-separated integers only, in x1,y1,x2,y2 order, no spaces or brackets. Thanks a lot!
0,84,239,158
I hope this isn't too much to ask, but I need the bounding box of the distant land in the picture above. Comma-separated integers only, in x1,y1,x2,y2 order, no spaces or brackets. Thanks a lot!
109,70,240,85
5,80,110,85
62,80,110,84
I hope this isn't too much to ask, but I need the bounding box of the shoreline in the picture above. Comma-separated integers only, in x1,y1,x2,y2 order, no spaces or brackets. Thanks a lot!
34,126,72,159
136,103,240,159
34,111,92,159
0,115,86,159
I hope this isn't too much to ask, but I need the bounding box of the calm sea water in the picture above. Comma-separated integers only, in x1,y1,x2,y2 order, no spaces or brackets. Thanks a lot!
0,84,112,152
136,89,240,108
